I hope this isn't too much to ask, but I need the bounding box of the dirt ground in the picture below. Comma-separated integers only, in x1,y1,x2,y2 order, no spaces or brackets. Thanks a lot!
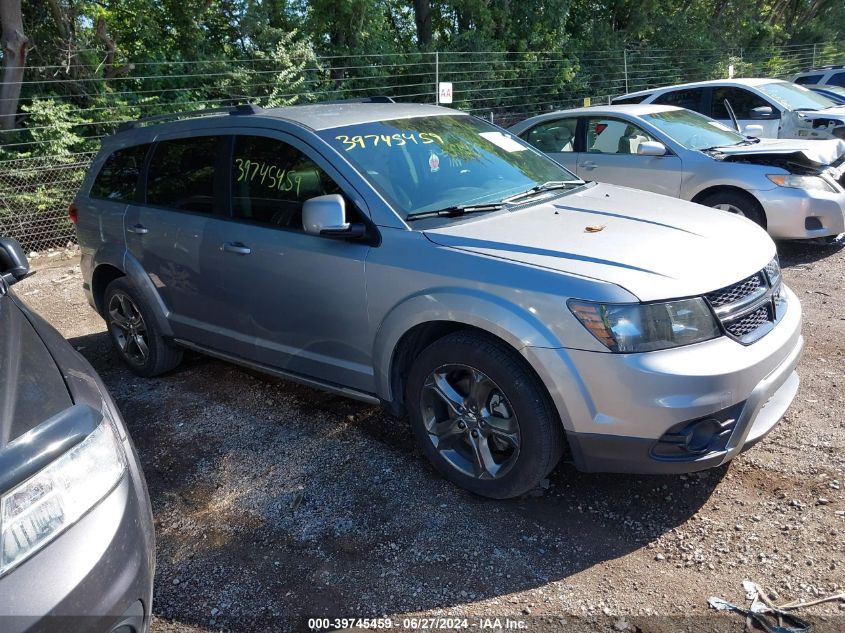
15,237,845,632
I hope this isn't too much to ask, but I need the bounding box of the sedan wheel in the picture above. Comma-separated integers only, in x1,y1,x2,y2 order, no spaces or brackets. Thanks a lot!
712,202,746,218
420,364,521,480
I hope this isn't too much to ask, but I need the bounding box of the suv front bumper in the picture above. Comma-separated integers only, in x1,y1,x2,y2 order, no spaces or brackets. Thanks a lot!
525,285,803,474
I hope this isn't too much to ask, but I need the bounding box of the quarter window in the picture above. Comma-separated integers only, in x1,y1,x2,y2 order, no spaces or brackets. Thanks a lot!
231,135,341,229
585,118,657,155
147,136,222,213
90,144,149,202
795,74,822,85
523,118,578,153
711,87,770,119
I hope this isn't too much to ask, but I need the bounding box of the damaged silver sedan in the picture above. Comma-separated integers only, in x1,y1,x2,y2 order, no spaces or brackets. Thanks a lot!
511,104,845,240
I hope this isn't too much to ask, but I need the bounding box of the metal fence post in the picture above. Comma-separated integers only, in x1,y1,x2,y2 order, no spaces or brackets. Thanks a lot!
435,51,440,104
812,43,817,68
623,48,628,94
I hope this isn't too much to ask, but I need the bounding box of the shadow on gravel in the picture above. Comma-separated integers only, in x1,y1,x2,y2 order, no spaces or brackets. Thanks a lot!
776,235,844,267
70,330,726,633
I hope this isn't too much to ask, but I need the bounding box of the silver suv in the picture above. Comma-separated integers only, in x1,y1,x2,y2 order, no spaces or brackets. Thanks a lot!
73,101,803,499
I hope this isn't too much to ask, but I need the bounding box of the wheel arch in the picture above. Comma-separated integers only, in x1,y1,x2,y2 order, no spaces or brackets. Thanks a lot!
374,291,562,416
691,185,767,228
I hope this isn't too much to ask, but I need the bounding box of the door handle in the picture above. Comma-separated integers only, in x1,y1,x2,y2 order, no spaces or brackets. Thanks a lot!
581,161,598,169
127,224,148,235
221,242,251,255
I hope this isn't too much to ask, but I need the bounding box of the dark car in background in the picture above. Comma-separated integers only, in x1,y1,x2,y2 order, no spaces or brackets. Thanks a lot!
0,237,154,633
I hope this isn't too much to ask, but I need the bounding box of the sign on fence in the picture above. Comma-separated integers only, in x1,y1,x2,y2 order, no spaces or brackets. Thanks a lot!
438,82,453,104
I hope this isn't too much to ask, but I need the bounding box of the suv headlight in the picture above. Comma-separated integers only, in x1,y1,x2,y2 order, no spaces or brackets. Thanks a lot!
767,174,837,193
568,297,721,353
0,417,127,576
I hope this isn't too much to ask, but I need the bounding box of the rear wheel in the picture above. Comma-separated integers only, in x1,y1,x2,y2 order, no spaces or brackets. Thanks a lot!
104,277,183,377
405,331,563,499
701,190,766,229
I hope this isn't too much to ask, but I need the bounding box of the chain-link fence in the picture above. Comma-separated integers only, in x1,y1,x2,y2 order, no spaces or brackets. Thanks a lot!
1,42,843,251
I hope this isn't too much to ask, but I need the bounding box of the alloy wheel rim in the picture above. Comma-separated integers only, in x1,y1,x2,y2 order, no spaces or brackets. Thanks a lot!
108,292,149,366
419,364,520,480
713,202,746,217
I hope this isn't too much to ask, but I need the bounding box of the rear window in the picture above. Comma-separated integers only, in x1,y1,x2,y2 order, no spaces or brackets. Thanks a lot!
146,136,222,213
90,144,149,202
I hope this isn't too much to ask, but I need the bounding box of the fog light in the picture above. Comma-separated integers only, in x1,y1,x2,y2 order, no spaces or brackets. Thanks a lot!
651,402,744,461
685,418,723,454
805,217,823,231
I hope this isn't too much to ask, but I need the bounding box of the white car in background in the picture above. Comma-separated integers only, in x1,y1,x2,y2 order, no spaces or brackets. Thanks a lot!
510,104,845,241
613,78,845,141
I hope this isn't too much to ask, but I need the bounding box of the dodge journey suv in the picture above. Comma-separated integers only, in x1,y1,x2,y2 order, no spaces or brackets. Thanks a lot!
73,101,803,499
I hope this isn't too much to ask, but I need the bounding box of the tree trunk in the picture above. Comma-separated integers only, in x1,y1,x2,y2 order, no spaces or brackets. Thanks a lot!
95,16,118,79
0,0,29,131
413,0,432,47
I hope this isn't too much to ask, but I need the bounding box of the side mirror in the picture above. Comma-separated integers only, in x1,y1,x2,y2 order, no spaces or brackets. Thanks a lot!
749,106,776,120
743,124,764,138
637,141,668,156
0,237,30,285
302,194,366,239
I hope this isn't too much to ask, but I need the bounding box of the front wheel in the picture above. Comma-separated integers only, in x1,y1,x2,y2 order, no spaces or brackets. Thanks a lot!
701,190,766,229
405,331,563,499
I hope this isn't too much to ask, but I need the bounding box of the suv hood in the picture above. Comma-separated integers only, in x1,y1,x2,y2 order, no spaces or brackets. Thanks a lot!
712,138,845,167
424,183,775,302
0,292,72,450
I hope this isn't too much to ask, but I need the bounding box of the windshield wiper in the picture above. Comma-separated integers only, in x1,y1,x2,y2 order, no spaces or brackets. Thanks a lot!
405,202,504,221
503,180,583,204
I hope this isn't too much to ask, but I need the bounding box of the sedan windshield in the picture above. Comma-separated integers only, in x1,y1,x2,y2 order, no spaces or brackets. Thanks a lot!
640,108,746,150
756,81,837,111
319,115,580,218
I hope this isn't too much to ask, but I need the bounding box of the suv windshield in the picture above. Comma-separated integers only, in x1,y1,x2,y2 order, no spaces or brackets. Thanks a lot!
319,115,580,218
756,81,837,111
640,108,746,150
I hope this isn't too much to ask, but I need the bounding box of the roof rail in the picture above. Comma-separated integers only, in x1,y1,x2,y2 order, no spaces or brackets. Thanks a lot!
116,103,262,132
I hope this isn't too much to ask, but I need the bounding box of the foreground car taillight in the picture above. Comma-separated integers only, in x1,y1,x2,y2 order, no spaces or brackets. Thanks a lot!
68,202,78,224
0,417,126,576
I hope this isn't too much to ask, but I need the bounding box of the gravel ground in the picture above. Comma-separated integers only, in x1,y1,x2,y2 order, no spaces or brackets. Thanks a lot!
14,238,845,632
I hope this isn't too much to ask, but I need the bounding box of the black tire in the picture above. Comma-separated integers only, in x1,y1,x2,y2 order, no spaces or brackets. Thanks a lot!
103,277,183,377
405,331,564,499
700,190,767,229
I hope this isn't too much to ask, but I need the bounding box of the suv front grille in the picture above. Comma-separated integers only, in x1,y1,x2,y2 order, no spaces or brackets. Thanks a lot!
707,273,764,308
724,305,770,338
705,258,784,345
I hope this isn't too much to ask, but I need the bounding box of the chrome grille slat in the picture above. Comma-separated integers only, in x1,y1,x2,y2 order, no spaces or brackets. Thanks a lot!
705,258,782,345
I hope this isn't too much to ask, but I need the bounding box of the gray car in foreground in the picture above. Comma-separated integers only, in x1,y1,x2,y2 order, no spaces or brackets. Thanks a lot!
0,237,154,632
74,102,802,499
510,104,845,240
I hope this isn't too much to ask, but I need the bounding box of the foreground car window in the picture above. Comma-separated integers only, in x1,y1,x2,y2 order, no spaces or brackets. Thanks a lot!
319,115,576,217
641,109,746,150
756,81,836,110
231,135,342,229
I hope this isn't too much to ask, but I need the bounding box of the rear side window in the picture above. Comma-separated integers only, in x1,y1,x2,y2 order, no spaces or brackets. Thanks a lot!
795,74,822,85
90,144,149,201
828,71,845,87
523,118,578,153
231,135,342,230
147,136,222,213
652,88,706,112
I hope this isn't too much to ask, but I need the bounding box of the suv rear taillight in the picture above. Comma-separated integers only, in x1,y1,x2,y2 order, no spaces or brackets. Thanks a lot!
68,202,78,224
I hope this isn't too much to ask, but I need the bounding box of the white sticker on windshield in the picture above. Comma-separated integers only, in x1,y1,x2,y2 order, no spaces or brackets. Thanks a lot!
479,131,527,152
